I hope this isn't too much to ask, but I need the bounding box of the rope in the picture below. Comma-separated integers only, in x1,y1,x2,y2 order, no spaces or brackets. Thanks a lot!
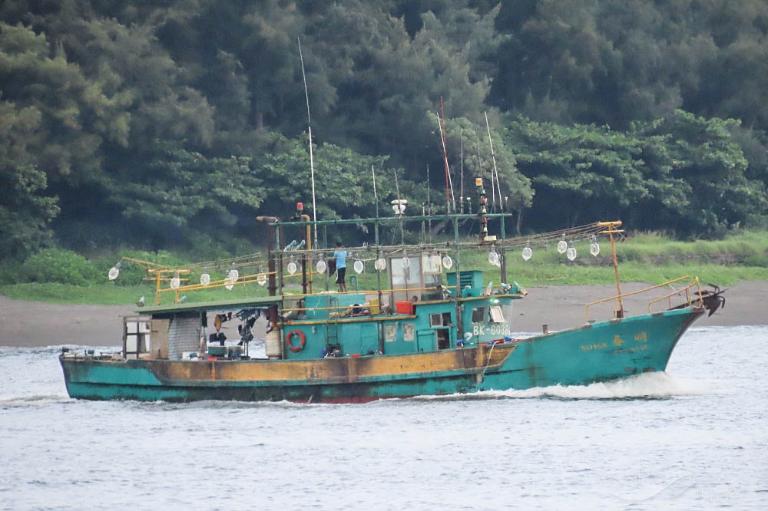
476,341,498,389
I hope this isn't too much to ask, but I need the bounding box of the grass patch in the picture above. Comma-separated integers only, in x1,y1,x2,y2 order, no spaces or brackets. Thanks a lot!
0,283,156,305
1,229,766,304
0,281,277,305
617,230,768,266
502,262,768,286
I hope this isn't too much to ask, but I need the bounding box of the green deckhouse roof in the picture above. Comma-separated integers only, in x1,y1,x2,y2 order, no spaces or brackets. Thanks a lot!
138,295,283,315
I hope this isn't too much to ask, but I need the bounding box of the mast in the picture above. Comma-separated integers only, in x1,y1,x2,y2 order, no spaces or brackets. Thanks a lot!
298,37,319,248
372,165,383,351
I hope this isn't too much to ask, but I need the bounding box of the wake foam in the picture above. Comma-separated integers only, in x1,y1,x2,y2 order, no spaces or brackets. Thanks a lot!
0,395,72,408
415,372,708,401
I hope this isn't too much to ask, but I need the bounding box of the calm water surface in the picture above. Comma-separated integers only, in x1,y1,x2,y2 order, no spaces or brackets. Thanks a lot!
1,326,767,510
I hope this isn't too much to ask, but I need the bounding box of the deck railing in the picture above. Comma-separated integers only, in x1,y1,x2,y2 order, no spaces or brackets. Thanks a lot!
584,276,703,323
647,276,704,313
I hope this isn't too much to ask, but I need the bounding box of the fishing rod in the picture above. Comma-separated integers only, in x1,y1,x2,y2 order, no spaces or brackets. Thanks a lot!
484,112,504,212
437,97,456,213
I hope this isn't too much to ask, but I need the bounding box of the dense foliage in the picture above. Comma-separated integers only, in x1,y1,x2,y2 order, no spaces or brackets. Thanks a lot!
1,0,767,262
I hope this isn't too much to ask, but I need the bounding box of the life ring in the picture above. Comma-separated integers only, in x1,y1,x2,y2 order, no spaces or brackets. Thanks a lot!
285,330,306,353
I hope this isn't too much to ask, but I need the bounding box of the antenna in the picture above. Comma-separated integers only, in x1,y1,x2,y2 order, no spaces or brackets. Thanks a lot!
371,164,379,219
437,98,456,213
459,128,464,213
298,37,319,246
393,168,402,205
426,164,432,243
484,112,504,212
393,169,405,244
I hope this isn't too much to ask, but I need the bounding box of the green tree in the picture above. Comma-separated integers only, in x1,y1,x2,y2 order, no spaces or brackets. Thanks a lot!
0,102,60,259
634,111,767,237
507,111,766,237
251,134,396,220
106,145,263,249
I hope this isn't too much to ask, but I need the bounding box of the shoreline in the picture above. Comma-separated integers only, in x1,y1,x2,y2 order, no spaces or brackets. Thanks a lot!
1,281,765,347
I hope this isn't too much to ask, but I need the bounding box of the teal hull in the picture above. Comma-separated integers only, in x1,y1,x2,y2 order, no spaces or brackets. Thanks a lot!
480,308,699,391
60,307,702,403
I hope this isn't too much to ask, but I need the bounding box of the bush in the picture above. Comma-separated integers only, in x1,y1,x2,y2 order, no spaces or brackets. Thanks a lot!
0,261,21,285
20,248,99,285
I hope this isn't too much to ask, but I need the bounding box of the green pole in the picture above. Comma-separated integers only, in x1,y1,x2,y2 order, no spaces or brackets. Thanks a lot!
500,214,507,284
276,226,284,294
453,215,462,339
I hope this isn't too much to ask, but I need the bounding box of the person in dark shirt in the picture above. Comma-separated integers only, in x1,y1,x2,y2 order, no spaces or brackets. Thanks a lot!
209,314,227,346
209,330,226,346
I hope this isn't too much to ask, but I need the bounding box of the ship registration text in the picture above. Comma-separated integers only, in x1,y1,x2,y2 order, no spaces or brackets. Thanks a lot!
472,323,512,337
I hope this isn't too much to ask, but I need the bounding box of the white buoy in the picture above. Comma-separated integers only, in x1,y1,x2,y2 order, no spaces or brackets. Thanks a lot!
108,267,120,280
566,247,577,261
522,246,533,261
200,273,211,286
256,273,267,286
316,260,327,274
557,240,568,254
374,258,387,271
353,260,364,274
590,242,600,257
286,261,298,275
441,255,453,270
225,269,239,290
488,248,500,267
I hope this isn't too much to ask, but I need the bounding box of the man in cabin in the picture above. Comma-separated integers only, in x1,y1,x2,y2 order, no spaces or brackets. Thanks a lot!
283,299,304,321
334,241,347,292
209,314,227,346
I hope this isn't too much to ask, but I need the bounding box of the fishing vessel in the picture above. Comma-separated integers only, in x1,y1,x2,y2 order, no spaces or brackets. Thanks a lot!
59,184,724,402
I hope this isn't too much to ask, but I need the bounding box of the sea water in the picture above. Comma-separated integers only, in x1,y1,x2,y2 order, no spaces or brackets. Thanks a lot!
1,326,766,510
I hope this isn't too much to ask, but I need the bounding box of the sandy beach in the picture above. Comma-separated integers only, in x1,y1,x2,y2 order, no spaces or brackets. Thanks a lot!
1,281,764,347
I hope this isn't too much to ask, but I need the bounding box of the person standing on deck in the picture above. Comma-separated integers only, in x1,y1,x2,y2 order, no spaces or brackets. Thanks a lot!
334,241,348,292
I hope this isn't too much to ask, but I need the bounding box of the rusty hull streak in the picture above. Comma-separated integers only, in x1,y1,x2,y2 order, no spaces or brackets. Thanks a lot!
151,344,516,385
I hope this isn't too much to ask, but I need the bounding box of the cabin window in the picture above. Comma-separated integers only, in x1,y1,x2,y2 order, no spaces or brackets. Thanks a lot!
390,254,444,302
472,306,487,323
430,312,453,327
391,257,421,286
422,254,442,288
124,316,151,359
422,254,442,274
490,305,505,323
390,256,421,303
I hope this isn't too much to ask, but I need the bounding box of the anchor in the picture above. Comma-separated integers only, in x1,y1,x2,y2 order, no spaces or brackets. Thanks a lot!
696,284,727,317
